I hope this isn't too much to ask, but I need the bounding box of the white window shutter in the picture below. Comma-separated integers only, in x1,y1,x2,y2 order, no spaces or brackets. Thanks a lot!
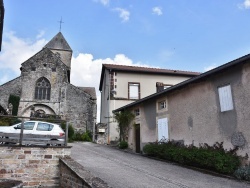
129,84,139,99
158,118,168,142
218,85,234,112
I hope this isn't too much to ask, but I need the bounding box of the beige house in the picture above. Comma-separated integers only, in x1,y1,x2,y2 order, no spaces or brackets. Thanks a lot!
114,53,250,157
99,64,199,143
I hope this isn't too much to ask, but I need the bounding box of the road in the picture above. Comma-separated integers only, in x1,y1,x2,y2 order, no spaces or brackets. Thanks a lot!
70,142,250,188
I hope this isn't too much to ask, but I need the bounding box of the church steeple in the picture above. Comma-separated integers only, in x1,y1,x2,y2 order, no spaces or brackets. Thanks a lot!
44,32,72,69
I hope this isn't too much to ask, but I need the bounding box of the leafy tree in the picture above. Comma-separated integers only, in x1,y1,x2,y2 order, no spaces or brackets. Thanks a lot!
114,110,135,141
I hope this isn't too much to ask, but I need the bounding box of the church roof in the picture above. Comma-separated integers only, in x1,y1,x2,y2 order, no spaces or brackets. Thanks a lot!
78,87,97,100
44,32,72,51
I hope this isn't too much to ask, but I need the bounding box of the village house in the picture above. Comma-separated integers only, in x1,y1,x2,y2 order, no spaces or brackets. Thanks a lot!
99,64,199,144
113,53,250,157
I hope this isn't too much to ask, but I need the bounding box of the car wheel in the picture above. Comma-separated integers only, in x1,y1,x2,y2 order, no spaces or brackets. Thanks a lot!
0,136,9,145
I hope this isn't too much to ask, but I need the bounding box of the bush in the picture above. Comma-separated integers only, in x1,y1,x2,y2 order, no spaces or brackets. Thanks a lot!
0,117,12,126
81,131,92,142
143,141,240,175
119,141,128,149
234,165,250,181
72,131,92,142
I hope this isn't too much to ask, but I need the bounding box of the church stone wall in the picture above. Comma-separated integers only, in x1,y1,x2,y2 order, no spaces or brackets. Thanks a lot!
64,84,96,132
50,49,72,68
0,77,22,110
18,49,69,117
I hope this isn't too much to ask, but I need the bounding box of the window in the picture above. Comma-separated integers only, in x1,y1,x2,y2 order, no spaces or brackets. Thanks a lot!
35,77,51,100
37,122,54,131
129,83,140,99
218,85,234,112
134,109,140,116
17,122,35,130
158,100,166,110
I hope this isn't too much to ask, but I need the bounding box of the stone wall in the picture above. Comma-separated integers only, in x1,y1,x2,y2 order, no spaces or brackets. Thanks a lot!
0,145,71,187
0,77,22,110
60,157,109,188
65,84,96,132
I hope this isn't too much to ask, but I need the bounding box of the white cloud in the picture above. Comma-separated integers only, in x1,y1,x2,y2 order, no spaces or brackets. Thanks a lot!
152,7,163,16
93,0,109,6
204,64,217,72
36,30,45,39
0,31,47,75
158,49,174,62
0,73,10,85
101,0,109,6
238,0,250,9
113,8,130,22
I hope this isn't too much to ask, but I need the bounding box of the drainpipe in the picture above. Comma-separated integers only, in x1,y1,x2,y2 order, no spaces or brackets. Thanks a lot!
107,69,111,144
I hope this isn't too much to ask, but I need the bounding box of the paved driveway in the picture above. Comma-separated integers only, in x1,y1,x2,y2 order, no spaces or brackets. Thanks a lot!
70,142,250,188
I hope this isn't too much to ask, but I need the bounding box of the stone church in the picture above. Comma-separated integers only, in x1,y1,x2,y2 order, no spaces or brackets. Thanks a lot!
0,32,97,131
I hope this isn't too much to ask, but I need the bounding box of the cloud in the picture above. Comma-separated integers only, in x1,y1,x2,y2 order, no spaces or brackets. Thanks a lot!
152,7,163,16
113,8,130,22
157,49,174,62
204,64,217,72
238,0,250,9
0,31,47,75
93,0,109,6
36,30,46,39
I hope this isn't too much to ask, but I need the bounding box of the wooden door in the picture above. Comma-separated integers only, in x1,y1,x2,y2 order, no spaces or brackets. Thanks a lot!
135,124,140,153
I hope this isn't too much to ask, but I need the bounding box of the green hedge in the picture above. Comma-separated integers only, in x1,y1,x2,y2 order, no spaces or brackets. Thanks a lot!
119,141,128,149
143,141,240,174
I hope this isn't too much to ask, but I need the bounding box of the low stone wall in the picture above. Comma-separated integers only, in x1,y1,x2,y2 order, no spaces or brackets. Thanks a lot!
60,157,110,188
0,145,71,187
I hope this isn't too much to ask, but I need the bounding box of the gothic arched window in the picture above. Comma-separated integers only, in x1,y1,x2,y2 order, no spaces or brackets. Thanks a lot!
35,77,51,100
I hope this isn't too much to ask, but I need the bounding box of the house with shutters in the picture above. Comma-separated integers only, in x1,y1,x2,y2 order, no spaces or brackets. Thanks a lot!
113,53,250,157
99,64,200,144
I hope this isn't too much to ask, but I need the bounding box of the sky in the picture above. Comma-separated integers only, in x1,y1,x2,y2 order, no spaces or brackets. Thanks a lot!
0,0,250,121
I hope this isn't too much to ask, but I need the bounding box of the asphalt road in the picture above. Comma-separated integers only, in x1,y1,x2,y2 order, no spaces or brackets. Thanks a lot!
70,142,250,188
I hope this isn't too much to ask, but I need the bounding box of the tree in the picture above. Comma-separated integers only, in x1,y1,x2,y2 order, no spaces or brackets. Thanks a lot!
114,110,135,141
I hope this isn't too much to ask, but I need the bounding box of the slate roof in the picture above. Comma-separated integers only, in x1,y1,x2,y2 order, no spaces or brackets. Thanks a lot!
78,87,97,100
44,32,72,51
113,53,250,113
99,64,200,91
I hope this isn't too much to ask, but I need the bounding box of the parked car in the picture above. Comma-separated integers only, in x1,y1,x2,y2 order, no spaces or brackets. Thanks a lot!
0,121,65,145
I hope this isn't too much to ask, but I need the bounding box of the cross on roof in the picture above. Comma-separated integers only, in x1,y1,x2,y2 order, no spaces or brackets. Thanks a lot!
58,17,64,32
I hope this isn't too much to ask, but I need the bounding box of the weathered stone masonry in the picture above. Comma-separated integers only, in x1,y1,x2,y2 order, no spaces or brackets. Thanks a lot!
0,145,71,187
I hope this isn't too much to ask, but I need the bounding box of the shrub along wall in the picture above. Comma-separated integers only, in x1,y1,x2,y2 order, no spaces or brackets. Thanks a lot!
143,141,241,175
0,145,71,187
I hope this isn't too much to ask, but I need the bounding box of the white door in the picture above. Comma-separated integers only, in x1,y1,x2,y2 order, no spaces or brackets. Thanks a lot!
157,118,168,142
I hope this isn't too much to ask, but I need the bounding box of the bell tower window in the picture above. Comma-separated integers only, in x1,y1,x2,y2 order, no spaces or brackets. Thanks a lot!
35,77,51,100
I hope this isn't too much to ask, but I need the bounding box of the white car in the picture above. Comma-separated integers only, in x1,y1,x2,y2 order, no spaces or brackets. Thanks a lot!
0,121,65,145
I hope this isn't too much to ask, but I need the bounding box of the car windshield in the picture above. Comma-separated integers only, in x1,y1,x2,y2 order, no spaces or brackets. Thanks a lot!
16,122,35,130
